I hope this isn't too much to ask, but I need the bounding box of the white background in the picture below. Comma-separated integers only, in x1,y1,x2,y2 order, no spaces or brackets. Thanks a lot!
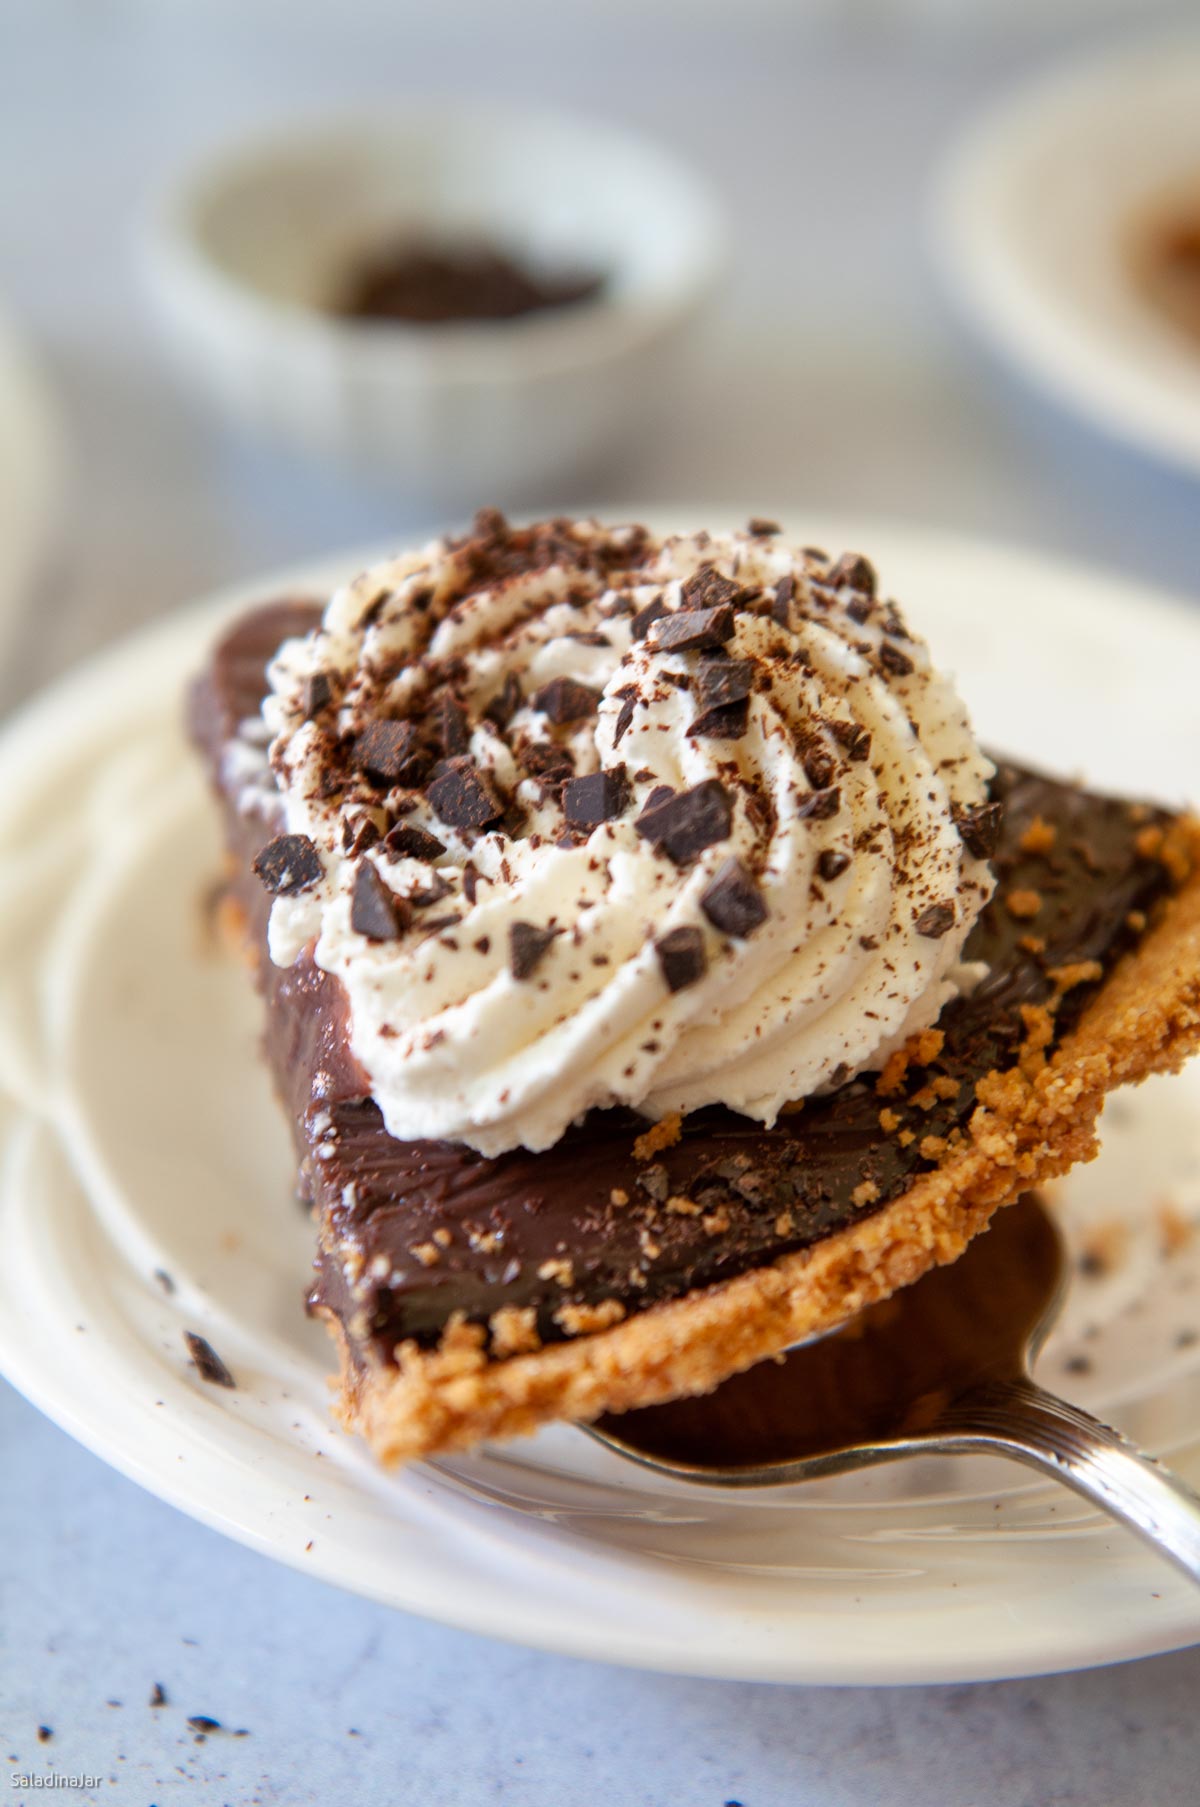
2,2,1199,1801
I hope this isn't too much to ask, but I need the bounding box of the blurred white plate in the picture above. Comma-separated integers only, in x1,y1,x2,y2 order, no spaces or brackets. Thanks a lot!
932,31,1200,479
1,512,1200,1685
0,302,59,661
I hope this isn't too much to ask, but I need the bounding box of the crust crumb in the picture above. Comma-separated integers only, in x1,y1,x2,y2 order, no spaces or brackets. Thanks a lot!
537,1257,575,1286
1126,909,1147,934
876,1050,909,1096
702,1210,731,1235
1006,888,1043,920
411,1312,487,1377
634,1112,683,1160
897,1128,916,1147
665,1194,701,1216
851,1179,881,1208
775,1211,795,1236
878,1107,902,1133
1049,959,1103,996
1156,1201,1193,1257
489,1306,542,1357
554,1299,626,1336
919,1134,948,1160
1161,824,1195,885
610,1188,629,1207
1079,1221,1128,1278
1018,1003,1057,1079
1019,933,1046,956
1019,815,1057,855
1135,825,1164,861
411,1242,441,1268
911,1028,945,1065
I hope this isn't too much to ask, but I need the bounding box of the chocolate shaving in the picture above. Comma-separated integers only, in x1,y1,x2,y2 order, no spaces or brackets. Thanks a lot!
655,925,708,992
681,565,748,612
747,517,781,537
483,673,522,729
630,595,667,640
695,658,753,709
316,764,348,802
342,816,380,856
300,671,333,718
879,641,914,678
613,694,637,745
638,784,676,818
828,552,877,597
635,780,733,865
384,823,446,861
423,912,463,934
510,920,559,980
817,849,851,882
803,749,836,789
532,677,599,723
252,834,322,895
184,1331,236,1389
351,862,411,940
409,874,452,908
353,719,426,785
427,760,504,829
915,901,956,938
796,786,841,821
689,698,749,739
700,859,768,937
648,605,735,654
829,720,872,762
435,696,470,756
519,741,575,785
563,769,628,826
771,574,794,627
953,800,1004,861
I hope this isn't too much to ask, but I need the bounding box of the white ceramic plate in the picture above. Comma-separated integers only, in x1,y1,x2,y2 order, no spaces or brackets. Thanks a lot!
931,31,1200,479
0,301,59,660
2,513,1200,1686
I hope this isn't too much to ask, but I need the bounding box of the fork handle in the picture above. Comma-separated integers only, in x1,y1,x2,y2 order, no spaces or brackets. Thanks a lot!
933,1375,1200,1588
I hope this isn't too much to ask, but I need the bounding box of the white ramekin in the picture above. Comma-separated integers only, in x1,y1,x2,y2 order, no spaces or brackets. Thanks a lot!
144,107,726,511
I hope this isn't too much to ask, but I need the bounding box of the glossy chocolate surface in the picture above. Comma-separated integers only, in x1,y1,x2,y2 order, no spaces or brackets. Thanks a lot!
192,603,1176,1361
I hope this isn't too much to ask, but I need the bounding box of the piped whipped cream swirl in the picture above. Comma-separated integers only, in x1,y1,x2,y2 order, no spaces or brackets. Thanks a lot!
253,515,996,1155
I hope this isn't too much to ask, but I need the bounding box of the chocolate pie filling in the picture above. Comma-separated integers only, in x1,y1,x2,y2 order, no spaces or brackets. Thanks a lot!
192,601,1180,1365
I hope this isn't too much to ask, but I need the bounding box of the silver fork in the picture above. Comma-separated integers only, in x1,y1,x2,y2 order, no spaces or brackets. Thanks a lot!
583,1195,1200,1586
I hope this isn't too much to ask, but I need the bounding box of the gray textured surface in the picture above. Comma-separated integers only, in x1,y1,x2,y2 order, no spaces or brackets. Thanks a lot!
2,4,1199,1800
5,1384,1200,1807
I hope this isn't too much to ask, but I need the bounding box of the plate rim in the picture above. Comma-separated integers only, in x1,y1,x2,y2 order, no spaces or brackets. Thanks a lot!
929,25,1200,479
3,511,1200,1686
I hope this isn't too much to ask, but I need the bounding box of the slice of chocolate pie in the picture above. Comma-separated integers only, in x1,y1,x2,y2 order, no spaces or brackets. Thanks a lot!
190,513,1200,1464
